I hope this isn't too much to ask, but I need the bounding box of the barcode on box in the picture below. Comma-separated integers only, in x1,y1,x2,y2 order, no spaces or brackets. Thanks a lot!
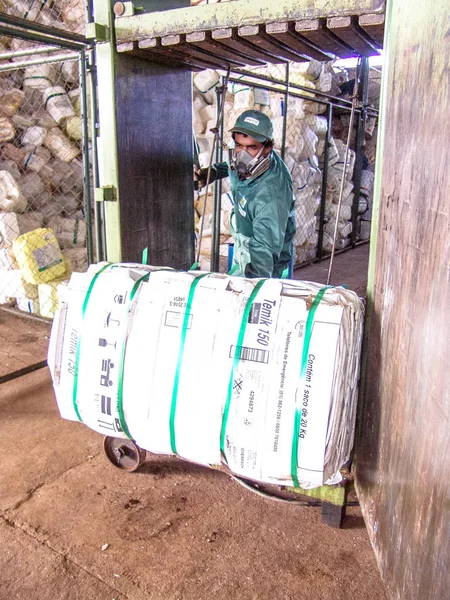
229,345,269,364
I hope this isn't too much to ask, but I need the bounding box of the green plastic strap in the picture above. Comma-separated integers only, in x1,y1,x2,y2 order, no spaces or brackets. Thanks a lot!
290,287,329,488
281,267,289,279
228,264,238,275
116,273,151,438
73,217,79,246
170,273,209,454
44,91,66,110
142,247,148,265
72,262,112,421
189,262,199,271
220,279,267,457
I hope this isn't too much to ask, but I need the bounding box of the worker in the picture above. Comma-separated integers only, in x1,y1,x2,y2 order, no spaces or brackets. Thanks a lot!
197,109,295,279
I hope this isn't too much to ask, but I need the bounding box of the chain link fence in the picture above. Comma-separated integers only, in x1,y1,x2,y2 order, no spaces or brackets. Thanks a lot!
0,34,93,324
193,61,379,272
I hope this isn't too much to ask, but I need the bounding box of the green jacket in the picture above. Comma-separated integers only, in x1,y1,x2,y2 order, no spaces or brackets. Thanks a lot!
215,152,295,278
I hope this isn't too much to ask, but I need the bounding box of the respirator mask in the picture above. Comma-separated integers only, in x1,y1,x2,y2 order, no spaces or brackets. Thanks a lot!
229,142,271,181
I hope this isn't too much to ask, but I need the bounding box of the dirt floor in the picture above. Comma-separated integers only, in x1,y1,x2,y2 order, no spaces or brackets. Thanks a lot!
0,245,387,600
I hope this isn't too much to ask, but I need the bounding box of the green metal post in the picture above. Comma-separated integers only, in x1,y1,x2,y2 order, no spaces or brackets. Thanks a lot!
92,0,122,262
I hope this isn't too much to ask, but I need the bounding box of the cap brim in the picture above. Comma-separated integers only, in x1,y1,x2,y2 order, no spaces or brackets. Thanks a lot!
230,126,267,143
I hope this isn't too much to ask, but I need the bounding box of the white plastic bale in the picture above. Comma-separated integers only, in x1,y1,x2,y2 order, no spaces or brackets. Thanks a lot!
303,114,328,137
294,215,317,247
325,219,352,239
48,215,86,249
23,145,51,174
20,172,52,210
232,83,253,112
60,61,79,85
0,117,15,143
22,125,47,146
43,86,76,125
0,159,20,180
193,69,220,105
0,90,24,116
297,125,318,161
43,127,80,162
0,171,26,213
23,64,58,90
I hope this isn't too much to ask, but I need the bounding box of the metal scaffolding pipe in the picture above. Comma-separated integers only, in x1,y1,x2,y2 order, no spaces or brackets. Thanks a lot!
0,12,87,45
0,44,61,60
0,52,77,72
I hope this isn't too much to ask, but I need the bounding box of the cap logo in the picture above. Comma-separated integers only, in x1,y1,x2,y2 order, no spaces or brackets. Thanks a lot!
243,117,259,126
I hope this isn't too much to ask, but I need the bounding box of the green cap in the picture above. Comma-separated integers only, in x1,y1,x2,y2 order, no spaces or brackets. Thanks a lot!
230,109,273,143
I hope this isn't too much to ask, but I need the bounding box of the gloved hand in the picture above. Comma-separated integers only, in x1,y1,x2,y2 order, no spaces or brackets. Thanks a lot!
194,166,217,189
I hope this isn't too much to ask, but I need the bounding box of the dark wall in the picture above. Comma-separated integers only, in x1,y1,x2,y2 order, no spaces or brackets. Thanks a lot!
114,55,194,269
355,0,450,598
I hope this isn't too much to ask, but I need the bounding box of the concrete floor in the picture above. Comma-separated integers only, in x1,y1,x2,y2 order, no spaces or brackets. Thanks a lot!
0,245,386,600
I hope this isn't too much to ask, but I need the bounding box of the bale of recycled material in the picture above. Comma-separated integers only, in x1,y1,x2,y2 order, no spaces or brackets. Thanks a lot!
39,278,69,319
52,191,81,215
62,247,88,273
0,89,24,116
0,171,27,213
60,60,79,85
48,264,364,489
43,86,76,125
0,211,43,248
0,159,20,180
0,117,15,142
193,69,220,105
13,227,66,284
1,143,26,167
0,247,18,270
65,115,82,141
20,172,49,209
22,125,47,146
44,127,80,162
0,266,39,302
24,145,51,173
23,64,58,90
48,214,86,249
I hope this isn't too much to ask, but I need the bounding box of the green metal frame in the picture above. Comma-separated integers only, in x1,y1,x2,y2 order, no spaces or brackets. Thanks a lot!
92,0,122,262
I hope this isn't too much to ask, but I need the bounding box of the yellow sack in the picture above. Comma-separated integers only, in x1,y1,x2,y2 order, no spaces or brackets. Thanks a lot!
13,228,66,285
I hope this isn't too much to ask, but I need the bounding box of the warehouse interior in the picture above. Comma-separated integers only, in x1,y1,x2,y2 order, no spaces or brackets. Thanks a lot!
0,1,449,599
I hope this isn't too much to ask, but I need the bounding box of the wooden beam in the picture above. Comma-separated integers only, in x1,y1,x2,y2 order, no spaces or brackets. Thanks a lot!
186,30,262,67
115,0,386,43
358,12,385,46
211,27,283,64
327,15,381,55
238,24,308,63
266,21,334,61
295,19,356,58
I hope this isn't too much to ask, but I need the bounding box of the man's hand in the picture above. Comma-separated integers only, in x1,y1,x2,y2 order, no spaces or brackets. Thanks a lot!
194,166,216,189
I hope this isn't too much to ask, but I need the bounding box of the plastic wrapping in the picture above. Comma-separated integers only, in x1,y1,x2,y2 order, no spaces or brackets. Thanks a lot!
0,171,27,213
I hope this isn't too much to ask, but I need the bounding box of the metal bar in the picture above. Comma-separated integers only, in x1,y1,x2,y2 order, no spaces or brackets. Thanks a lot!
232,67,357,107
211,70,230,272
0,12,87,45
317,103,333,260
115,0,386,42
326,73,360,285
0,52,77,72
87,48,105,262
351,57,370,245
79,49,94,265
0,45,60,60
0,24,85,51
0,360,48,386
281,63,289,161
